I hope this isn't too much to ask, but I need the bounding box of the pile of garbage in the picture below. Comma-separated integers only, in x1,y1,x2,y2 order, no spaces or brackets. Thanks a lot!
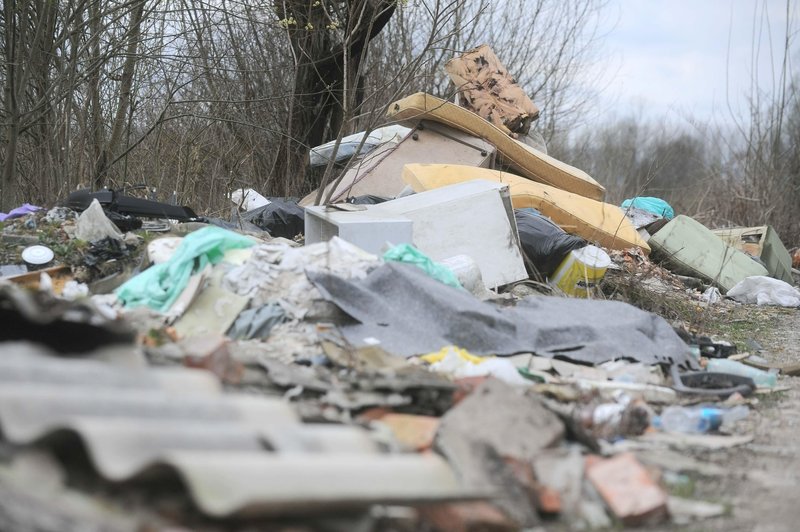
1,45,799,531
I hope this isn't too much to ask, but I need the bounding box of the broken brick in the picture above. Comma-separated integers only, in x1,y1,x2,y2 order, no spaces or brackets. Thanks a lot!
380,413,440,451
179,333,243,384
585,452,668,526
419,501,519,532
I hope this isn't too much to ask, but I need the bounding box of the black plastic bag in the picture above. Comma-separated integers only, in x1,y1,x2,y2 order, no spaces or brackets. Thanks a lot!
241,199,305,239
346,195,389,205
515,209,586,278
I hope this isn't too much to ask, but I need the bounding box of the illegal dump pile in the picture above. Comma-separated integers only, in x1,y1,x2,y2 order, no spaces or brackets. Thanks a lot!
1,45,799,531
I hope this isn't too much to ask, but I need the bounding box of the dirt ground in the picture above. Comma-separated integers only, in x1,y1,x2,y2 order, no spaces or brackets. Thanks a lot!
657,306,800,532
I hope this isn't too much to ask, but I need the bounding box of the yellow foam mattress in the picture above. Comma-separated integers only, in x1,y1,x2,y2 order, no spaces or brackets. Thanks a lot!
403,164,649,253
387,93,605,201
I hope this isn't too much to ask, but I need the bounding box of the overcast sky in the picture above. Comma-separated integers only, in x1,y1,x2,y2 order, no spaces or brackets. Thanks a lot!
592,0,797,125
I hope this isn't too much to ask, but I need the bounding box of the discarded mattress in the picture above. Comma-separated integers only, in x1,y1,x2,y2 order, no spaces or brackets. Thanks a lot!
387,93,604,200
300,121,495,206
712,225,794,284
648,216,769,293
308,262,697,369
445,44,540,137
403,164,649,253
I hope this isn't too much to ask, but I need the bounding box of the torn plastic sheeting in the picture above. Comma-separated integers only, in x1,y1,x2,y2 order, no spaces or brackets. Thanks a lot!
227,303,288,340
241,199,305,239
0,203,41,222
309,125,410,167
514,209,586,278
621,197,674,220
726,275,800,307
74,199,123,242
383,243,462,289
307,262,698,369
116,226,255,312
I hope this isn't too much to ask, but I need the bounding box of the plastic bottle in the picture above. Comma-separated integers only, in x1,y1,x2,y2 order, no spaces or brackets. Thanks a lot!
706,358,778,388
654,405,749,434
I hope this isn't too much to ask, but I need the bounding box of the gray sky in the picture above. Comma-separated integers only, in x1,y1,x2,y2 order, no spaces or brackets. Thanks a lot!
593,0,797,124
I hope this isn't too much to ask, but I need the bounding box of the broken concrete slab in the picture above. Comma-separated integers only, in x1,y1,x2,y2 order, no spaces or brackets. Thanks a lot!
631,432,754,451
435,379,564,485
434,379,563,527
668,496,726,524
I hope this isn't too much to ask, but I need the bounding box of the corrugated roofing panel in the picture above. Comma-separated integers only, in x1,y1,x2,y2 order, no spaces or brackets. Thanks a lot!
0,343,474,518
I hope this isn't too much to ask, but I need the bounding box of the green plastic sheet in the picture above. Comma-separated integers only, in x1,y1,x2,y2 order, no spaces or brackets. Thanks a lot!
383,243,462,289
116,226,255,312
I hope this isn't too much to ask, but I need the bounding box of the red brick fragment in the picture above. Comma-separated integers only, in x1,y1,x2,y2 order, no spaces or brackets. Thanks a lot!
585,452,668,526
419,501,519,532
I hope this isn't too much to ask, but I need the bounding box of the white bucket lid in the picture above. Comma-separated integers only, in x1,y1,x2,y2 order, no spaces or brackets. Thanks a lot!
572,245,611,269
21,245,54,265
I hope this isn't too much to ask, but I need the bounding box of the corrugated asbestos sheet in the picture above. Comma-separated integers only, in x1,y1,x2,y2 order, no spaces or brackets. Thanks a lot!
0,342,474,518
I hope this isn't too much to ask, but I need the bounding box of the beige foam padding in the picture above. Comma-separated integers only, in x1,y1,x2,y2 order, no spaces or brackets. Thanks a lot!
387,93,605,201
445,44,539,137
403,163,649,254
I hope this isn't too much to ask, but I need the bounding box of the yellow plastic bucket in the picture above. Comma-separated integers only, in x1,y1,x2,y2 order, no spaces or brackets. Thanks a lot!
550,245,611,297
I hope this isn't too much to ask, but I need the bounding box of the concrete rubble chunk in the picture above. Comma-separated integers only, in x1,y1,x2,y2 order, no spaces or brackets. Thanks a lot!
436,379,565,485
435,379,565,526
532,447,585,520
668,496,726,524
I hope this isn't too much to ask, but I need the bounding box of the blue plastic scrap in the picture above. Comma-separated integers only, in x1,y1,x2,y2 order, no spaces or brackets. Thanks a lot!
382,243,462,289
116,226,255,312
621,197,675,220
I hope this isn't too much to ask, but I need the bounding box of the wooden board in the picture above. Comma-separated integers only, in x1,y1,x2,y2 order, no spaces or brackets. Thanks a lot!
3,265,72,295
402,163,648,253
387,93,604,201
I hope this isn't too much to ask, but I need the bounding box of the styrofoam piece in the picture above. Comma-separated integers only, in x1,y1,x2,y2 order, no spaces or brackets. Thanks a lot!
230,188,271,211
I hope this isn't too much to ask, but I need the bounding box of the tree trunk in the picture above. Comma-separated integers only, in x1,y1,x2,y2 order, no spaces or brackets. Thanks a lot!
272,0,396,196
93,0,146,188
2,0,19,211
